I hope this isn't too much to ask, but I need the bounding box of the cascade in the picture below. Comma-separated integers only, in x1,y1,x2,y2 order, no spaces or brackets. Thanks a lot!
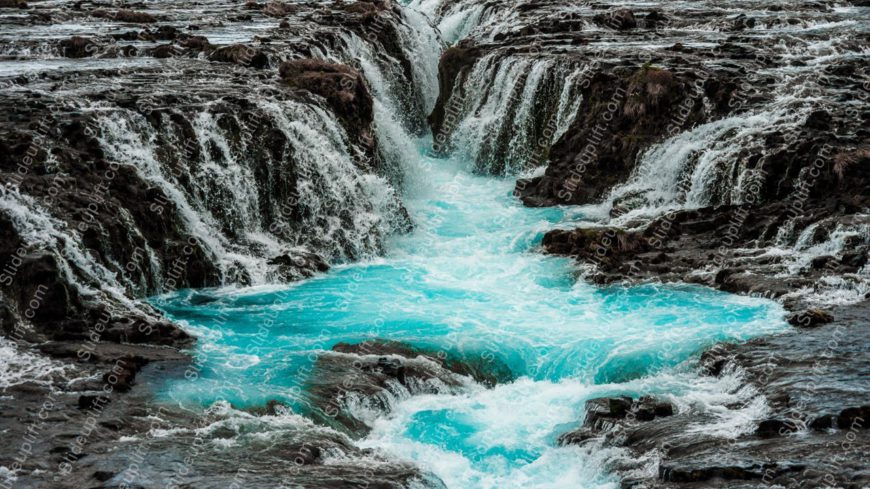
603,107,810,222
442,54,587,174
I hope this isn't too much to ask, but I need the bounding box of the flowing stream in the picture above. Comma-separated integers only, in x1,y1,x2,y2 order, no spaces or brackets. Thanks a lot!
151,143,788,488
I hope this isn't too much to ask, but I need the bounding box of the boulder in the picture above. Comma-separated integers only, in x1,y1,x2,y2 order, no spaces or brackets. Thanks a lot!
59,36,99,58
208,44,270,68
787,308,834,328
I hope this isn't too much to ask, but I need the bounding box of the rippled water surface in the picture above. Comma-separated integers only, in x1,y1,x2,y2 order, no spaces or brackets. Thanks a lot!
152,146,788,488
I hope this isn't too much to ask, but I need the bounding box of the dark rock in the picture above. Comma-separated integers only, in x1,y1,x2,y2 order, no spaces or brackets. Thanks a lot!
78,395,109,410
521,64,704,206
429,42,484,148
59,36,99,58
756,418,797,438
208,44,270,68
809,414,837,431
584,396,633,430
93,9,157,23
268,251,329,280
787,308,834,328
306,340,513,435
279,59,375,148
102,360,140,392
93,471,114,482
804,109,832,130
837,406,869,429
730,14,756,31
593,9,637,30
557,428,599,446
243,399,288,416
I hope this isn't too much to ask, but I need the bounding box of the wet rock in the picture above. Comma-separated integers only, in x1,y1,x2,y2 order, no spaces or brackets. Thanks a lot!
92,471,114,482
279,59,373,130
659,462,800,482
78,395,109,410
269,251,329,280
804,109,832,130
518,64,704,206
149,43,180,58
561,395,676,448
730,14,756,31
787,308,834,328
644,10,666,28
585,302,870,487
93,9,158,23
242,399,288,416
102,359,142,392
208,43,270,68
837,406,870,429
263,1,298,17
809,414,838,431
429,41,485,147
331,340,514,387
306,340,513,435
756,418,798,438
59,36,99,58
593,9,637,30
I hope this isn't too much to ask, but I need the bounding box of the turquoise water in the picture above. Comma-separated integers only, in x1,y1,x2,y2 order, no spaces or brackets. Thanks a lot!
151,148,788,488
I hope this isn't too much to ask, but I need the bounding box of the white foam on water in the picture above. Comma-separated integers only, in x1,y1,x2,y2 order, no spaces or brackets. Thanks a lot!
0,336,69,390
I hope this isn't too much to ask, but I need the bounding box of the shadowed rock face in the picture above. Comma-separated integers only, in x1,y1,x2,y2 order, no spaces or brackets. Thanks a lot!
516,64,708,206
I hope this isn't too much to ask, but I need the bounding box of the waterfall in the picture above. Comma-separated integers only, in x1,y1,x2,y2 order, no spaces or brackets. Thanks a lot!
0,186,137,307
605,107,811,222
442,54,586,174
395,7,444,116
94,96,409,288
